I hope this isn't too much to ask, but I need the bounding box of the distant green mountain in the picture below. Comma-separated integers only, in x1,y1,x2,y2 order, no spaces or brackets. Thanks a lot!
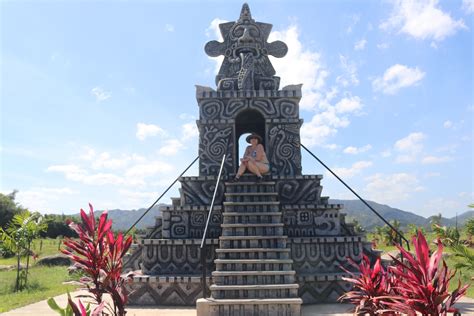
330,199,473,230
69,201,472,232
73,205,163,231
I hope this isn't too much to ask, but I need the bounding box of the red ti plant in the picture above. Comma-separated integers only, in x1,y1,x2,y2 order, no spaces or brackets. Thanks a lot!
62,204,133,316
340,230,469,316
339,255,397,315
387,230,469,316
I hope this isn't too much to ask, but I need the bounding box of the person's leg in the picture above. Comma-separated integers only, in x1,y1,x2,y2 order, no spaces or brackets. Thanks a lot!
246,160,262,177
235,162,247,178
255,162,270,175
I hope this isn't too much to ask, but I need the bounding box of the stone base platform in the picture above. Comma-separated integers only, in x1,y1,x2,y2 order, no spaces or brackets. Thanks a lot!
196,298,303,316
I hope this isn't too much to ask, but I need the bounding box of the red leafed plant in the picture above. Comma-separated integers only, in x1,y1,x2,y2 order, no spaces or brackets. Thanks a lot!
339,255,397,315
340,230,469,316
387,230,469,316
61,204,133,316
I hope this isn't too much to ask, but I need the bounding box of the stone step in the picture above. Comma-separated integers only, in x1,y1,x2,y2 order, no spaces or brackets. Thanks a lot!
197,298,302,316
212,270,296,285
225,182,276,194
224,201,280,206
224,202,280,213
215,259,294,271
222,212,282,224
216,247,290,260
210,284,299,299
221,224,284,237
225,192,278,203
219,235,287,248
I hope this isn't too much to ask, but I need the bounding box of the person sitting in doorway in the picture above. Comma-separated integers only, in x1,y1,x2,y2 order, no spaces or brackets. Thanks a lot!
233,133,270,182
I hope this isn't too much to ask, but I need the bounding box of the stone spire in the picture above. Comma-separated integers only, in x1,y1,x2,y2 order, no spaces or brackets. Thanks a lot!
205,3,288,91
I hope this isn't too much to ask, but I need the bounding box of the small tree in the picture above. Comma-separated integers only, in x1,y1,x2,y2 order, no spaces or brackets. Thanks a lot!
0,210,46,291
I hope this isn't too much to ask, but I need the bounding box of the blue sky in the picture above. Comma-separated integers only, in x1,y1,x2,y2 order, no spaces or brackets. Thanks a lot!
1,0,472,218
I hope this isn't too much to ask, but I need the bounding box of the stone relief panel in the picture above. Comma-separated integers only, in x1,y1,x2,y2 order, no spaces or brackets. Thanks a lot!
283,209,340,237
267,123,302,176
162,208,222,239
180,179,224,206
275,98,299,118
142,241,217,275
250,99,277,116
198,124,234,176
127,277,208,306
275,178,322,205
288,237,363,274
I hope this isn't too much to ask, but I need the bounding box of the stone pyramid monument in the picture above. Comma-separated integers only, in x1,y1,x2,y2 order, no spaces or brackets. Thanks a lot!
125,4,373,315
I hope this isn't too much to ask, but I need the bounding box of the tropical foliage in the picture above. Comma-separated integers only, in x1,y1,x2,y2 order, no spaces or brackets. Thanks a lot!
54,204,132,316
340,230,469,315
0,211,46,291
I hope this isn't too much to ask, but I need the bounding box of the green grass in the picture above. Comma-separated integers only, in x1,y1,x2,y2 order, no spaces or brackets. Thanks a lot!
0,265,77,313
0,238,64,265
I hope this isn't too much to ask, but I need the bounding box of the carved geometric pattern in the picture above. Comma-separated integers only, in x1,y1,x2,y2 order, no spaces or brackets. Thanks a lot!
268,123,302,176
127,279,206,306
276,98,298,118
181,179,224,206
198,124,234,176
276,179,322,204
288,240,363,274
296,280,352,304
142,243,217,275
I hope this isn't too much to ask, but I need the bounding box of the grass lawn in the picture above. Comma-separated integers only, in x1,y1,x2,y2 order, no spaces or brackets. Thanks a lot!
0,265,77,313
0,238,64,266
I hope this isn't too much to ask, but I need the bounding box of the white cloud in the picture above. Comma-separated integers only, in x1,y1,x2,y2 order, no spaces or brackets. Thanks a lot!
136,123,166,141
463,0,474,14
165,24,174,32
124,160,173,179
365,173,424,203
47,164,125,185
373,64,425,94
421,197,466,217
181,122,198,141
205,18,227,75
443,120,453,128
421,155,452,164
91,152,131,170
354,39,367,50
91,87,111,102
269,25,329,110
336,55,359,87
377,43,390,49
346,14,361,34
301,94,363,147
381,149,392,158
343,144,372,154
394,132,426,163
380,0,465,42
16,187,78,213
301,106,350,146
335,96,363,113
330,160,373,179
158,139,185,156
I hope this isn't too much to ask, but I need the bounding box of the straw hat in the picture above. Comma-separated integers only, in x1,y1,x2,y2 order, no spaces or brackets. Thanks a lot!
246,133,263,144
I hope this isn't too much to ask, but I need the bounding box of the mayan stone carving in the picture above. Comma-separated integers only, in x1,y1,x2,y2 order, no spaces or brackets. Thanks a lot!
125,4,376,311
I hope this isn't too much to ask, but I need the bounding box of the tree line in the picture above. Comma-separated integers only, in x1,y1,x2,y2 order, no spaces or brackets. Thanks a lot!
0,191,78,238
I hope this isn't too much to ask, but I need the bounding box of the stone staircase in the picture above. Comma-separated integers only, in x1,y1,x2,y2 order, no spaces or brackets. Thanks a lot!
202,175,302,315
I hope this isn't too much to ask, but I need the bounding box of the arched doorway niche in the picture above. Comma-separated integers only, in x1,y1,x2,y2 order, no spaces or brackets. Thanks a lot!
234,109,265,171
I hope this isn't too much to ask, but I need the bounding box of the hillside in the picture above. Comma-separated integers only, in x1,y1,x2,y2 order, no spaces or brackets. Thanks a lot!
70,201,472,232
77,205,163,231
331,199,473,230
